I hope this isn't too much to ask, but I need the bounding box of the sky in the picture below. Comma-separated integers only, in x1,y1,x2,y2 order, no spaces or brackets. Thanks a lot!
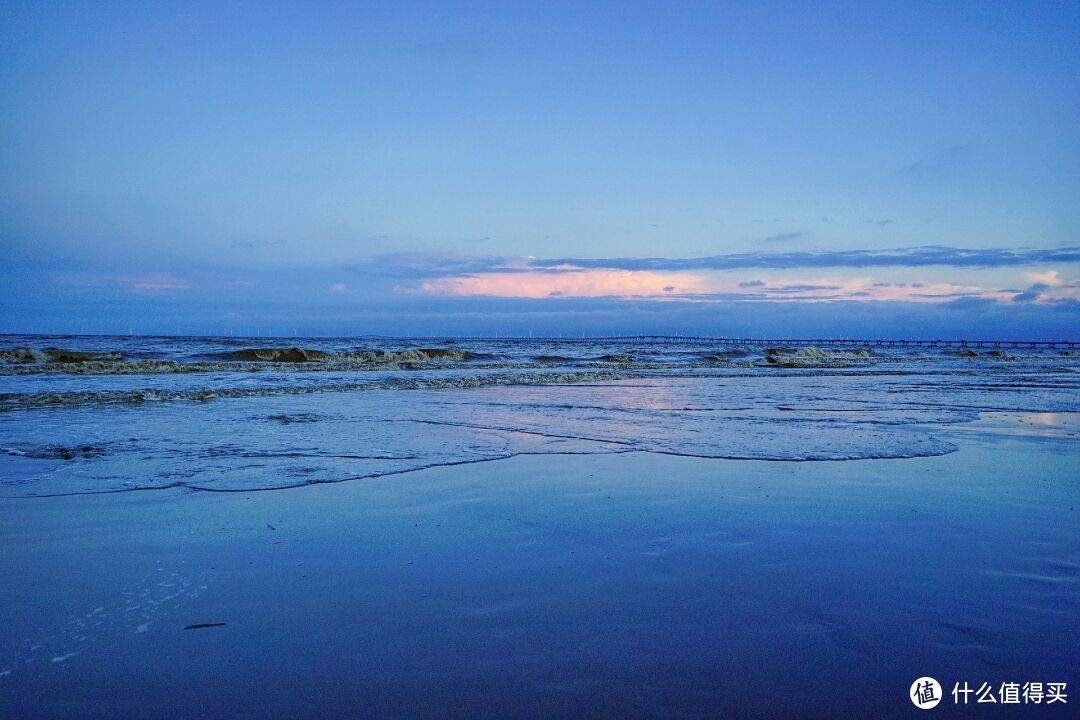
1,0,1078,338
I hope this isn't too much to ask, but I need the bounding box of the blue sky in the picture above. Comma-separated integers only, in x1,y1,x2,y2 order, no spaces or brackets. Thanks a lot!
1,1,1078,337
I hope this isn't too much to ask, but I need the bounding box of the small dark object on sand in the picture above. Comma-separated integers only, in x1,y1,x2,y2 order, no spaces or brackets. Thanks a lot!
183,623,226,630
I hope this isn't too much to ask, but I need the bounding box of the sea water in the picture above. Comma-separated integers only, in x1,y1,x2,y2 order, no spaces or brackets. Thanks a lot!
1,335,1078,497
1,335,1079,718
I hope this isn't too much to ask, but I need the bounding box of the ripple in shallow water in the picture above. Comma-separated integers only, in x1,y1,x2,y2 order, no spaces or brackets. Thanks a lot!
0,379,974,496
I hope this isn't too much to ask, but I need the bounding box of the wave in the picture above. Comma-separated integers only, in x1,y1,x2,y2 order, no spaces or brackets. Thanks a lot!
0,412,962,498
594,354,634,363
4,444,106,460
212,347,329,362
0,346,491,375
0,370,636,411
759,347,874,368
1,341,1072,378
702,349,750,359
206,346,481,363
0,347,123,364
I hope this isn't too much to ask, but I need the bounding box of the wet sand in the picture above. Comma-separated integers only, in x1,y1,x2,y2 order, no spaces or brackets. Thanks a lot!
1,431,1077,719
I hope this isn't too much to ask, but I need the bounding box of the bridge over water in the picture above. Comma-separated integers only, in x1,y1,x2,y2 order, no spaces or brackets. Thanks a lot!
420,335,1079,350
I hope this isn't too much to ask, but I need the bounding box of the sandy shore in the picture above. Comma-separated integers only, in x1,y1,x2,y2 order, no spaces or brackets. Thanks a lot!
1,428,1077,718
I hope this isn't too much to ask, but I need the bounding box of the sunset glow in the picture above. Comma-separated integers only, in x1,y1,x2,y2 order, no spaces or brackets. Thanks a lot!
413,267,1068,305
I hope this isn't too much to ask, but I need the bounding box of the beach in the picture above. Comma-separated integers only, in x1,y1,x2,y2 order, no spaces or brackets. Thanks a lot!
5,2,1079,715
2,417,1077,718
1,337,1078,717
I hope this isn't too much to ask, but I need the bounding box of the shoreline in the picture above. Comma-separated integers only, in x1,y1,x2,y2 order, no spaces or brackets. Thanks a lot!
2,436,1077,718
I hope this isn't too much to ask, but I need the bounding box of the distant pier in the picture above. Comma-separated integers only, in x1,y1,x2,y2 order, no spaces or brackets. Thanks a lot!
413,335,1079,350
605,336,1079,350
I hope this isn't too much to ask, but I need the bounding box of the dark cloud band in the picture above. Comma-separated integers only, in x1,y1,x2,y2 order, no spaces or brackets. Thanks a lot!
527,246,1080,272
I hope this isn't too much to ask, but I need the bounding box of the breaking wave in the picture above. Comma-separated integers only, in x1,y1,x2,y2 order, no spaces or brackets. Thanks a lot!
0,346,494,375
0,348,123,364
206,346,481,363
759,347,874,368
0,370,635,411
2,336,1071,377
0,335,1076,497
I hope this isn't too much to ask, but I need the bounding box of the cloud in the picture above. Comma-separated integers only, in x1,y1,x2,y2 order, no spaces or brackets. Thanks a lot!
1025,270,1063,286
764,284,843,293
229,240,279,250
527,246,1080,272
332,247,1080,286
344,253,518,279
1012,289,1042,303
760,232,806,243
54,272,190,296
10,247,1077,338
129,275,190,295
415,268,1020,305
329,283,346,293
1012,270,1080,304
900,144,970,181
9,262,1078,339
417,269,715,298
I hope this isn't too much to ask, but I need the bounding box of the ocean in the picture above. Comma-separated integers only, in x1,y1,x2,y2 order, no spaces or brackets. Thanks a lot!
3,334,1077,496
1,335,1077,717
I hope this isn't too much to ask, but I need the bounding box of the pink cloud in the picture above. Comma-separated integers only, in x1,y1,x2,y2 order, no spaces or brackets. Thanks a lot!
412,268,1021,304
418,269,716,298
1024,271,1080,303
1025,270,1063,286
52,272,191,295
